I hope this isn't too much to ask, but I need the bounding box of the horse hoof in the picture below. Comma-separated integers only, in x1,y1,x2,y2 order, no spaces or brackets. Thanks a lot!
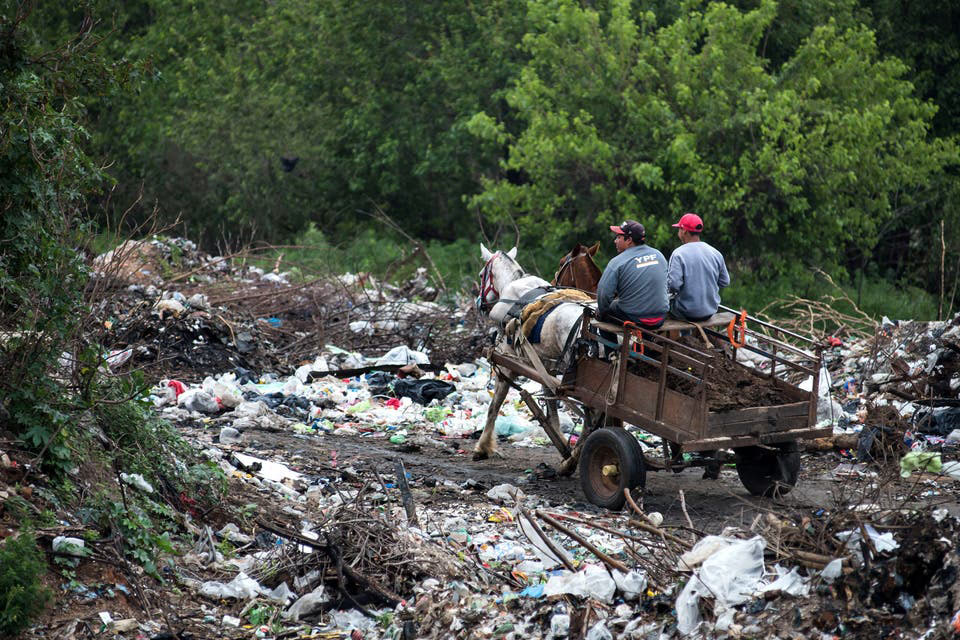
472,450,490,461
557,457,578,477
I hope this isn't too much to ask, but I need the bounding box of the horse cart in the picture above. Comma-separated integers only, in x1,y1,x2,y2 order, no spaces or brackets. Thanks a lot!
486,306,831,510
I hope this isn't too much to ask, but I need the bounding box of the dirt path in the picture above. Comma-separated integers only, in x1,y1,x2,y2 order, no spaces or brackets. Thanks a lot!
237,427,960,533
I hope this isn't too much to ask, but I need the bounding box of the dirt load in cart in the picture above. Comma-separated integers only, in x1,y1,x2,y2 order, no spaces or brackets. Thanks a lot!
490,307,830,510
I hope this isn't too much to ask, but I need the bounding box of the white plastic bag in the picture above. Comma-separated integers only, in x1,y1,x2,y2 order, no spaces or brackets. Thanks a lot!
612,569,648,601
544,564,616,604
676,536,766,634
199,571,263,600
374,345,430,366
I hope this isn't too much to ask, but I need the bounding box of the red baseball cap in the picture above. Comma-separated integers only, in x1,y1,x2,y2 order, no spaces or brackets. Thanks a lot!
672,212,703,232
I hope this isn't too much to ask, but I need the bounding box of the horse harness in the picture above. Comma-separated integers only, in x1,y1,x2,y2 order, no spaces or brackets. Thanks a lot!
499,286,554,320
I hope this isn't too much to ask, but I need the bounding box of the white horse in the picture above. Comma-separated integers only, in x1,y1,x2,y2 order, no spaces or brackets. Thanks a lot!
475,244,595,468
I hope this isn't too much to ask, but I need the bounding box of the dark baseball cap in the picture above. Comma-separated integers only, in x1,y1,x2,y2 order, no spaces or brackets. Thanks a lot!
610,220,645,242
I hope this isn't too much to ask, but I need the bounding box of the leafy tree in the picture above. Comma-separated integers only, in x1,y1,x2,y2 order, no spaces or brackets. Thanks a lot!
88,0,528,245
860,0,960,139
468,0,956,284
0,2,119,468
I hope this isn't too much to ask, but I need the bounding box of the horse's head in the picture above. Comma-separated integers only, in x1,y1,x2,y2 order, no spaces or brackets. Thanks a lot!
478,244,522,313
553,241,601,294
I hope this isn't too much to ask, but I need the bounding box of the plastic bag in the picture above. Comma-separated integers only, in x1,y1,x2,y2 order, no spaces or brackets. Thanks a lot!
283,585,328,621
375,345,430,366
900,451,942,477
676,536,766,634
199,571,262,600
495,415,532,436
612,569,648,601
544,564,616,604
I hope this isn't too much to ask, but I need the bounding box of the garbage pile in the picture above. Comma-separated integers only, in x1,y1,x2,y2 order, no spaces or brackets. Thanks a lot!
30,351,960,639
61,327,955,638
88,236,487,381
812,314,960,474
11,238,960,638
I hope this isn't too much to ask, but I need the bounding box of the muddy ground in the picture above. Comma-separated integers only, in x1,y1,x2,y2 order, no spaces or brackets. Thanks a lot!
199,422,960,534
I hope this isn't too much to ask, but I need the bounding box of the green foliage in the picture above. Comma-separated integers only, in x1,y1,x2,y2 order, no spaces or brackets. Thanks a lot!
0,530,53,636
78,493,170,581
861,0,960,138
91,382,189,475
88,0,527,245
0,3,123,473
468,0,956,285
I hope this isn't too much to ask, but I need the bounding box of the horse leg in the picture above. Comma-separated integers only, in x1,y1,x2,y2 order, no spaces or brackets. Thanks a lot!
473,369,513,460
558,438,583,476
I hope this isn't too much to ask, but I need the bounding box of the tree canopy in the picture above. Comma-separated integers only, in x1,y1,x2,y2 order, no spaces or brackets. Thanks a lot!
9,0,960,296
468,0,955,281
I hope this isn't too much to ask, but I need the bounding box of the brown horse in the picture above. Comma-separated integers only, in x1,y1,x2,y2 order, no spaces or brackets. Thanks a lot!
552,242,601,294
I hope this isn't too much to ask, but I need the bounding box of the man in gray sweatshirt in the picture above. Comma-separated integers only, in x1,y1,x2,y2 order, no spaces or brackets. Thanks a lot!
667,213,730,321
596,220,669,329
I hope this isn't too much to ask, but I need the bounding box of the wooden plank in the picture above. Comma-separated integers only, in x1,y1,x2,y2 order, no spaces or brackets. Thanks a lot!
490,351,552,386
621,370,703,431
708,414,811,438
616,338,630,404
656,343,669,421
565,383,697,443
682,426,834,451
659,312,735,332
707,402,810,428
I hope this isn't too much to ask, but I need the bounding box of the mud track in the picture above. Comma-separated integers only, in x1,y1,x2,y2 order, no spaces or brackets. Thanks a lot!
236,427,960,533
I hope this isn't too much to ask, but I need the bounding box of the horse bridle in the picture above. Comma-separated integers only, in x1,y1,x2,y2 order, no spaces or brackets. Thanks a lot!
477,253,502,313
477,251,528,313
554,252,576,285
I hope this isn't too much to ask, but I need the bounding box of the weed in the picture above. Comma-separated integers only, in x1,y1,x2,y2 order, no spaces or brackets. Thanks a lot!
216,539,236,559
247,603,276,626
0,529,54,636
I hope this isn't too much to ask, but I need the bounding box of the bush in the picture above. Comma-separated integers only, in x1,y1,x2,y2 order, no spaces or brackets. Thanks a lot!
0,530,53,636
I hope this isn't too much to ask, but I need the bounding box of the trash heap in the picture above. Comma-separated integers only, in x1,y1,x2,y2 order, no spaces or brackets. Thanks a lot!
11,238,960,638
88,236,487,381
103,327,956,639
809,314,960,476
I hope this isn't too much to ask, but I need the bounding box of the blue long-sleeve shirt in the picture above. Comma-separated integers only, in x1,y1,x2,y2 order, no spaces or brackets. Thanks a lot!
667,241,730,319
597,245,669,320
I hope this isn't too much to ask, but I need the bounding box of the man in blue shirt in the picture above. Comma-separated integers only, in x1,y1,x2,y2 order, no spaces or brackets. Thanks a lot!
597,220,669,329
667,213,730,321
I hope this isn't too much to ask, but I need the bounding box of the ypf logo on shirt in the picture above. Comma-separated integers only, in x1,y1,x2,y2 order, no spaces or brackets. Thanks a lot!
633,255,660,269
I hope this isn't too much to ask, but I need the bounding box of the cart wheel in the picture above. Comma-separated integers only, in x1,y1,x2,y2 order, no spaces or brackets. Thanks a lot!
579,428,646,510
734,443,800,497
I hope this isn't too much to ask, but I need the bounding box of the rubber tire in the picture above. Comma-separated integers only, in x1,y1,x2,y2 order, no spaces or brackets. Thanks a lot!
734,443,800,497
579,428,646,510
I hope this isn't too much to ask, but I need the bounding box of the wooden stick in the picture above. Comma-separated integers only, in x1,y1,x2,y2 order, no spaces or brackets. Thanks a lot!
679,490,694,530
940,219,946,321
519,508,576,572
624,489,691,548
536,510,629,572
394,457,418,527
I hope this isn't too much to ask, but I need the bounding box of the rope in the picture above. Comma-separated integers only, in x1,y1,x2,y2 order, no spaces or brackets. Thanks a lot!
727,308,747,348
622,321,644,355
